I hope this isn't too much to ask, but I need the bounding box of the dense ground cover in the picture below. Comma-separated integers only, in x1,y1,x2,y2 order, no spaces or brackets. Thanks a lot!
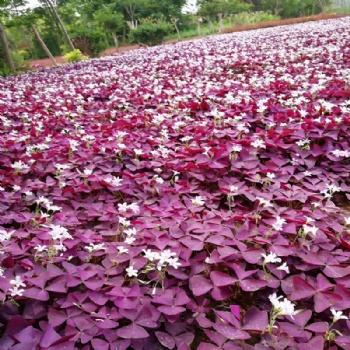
1,17,350,349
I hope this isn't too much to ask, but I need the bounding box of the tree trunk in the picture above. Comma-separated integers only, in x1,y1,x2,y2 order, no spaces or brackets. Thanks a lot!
0,22,15,72
171,18,181,41
45,0,75,50
112,32,119,51
218,13,223,34
197,17,202,37
32,25,58,67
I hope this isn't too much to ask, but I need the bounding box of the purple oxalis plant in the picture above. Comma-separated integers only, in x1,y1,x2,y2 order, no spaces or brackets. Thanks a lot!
0,17,350,349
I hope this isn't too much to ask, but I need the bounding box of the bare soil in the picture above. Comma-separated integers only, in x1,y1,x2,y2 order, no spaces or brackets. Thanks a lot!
27,13,348,69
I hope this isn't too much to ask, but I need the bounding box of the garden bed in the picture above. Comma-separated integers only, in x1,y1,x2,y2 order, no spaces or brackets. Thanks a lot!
2,17,350,349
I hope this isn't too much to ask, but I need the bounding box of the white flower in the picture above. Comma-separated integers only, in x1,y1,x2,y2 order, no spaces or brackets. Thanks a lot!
203,147,211,156
321,183,341,199
24,191,33,196
232,145,242,152
272,216,286,231
266,172,275,180
104,176,123,187
167,257,181,269
119,217,131,227
34,245,47,253
55,163,70,171
296,139,310,147
134,149,143,156
118,203,129,213
303,224,318,237
330,308,348,323
13,185,21,192
229,185,239,194
344,217,350,226
48,224,72,241
83,168,93,176
85,242,106,253
10,276,26,288
0,230,14,242
46,204,61,212
262,252,282,264
277,262,290,274
257,197,273,208
154,175,164,184
331,150,350,158
269,293,299,317
159,250,177,264
36,196,51,206
9,286,25,297
53,243,67,252
125,265,138,277
128,202,139,213
124,228,137,237
191,196,205,206
117,246,129,254
11,160,29,171
125,236,136,245
251,139,266,149
181,136,193,142
143,249,159,261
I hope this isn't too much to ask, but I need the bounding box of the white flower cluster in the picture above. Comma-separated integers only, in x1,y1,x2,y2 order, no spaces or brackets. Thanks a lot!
11,160,29,172
35,196,62,212
0,229,14,243
251,139,266,149
295,139,310,148
46,224,73,253
269,293,300,317
262,252,289,273
55,163,70,171
69,139,79,152
321,183,341,199
302,224,318,237
150,145,171,158
118,202,139,214
104,175,123,187
143,249,181,270
25,143,49,155
85,242,106,253
331,149,350,158
9,276,26,297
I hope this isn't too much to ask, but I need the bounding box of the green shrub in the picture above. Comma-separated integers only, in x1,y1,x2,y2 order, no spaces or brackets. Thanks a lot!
0,63,13,77
63,49,89,63
18,49,31,61
70,27,108,57
129,22,172,46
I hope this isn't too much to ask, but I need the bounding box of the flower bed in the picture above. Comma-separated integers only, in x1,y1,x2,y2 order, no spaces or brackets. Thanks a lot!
1,17,350,349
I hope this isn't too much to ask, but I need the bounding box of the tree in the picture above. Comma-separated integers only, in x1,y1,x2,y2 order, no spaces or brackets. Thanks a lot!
94,5,124,48
32,24,57,66
39,0,74,50
198,0,252,20
0,21,15,71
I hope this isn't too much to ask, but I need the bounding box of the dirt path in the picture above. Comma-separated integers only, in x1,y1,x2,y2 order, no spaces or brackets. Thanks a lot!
27,13,347,69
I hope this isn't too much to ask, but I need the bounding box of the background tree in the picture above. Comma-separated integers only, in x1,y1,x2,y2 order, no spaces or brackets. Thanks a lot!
198,0,252,21
94,5,124,48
